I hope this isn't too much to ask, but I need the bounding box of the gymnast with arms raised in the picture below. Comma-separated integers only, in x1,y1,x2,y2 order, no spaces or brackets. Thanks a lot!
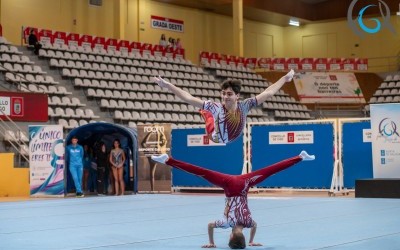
153,69,294,144
151,150,315,249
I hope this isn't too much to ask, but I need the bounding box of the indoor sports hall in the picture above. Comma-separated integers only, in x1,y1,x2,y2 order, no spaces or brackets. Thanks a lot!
0,0,400,249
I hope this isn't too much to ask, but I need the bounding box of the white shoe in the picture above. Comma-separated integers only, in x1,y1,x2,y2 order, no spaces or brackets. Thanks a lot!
151,154,169,164
285,69,295,82
299,150,315,161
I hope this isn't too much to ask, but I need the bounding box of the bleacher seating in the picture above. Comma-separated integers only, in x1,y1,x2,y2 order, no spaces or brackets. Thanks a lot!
368,73,400,105
0,35,102,131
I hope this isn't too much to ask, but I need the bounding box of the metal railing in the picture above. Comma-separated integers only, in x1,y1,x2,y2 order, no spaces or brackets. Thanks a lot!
313,103,366,119
0,108,29,163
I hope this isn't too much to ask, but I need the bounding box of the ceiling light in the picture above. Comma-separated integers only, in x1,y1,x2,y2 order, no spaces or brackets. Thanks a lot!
289,19,300,26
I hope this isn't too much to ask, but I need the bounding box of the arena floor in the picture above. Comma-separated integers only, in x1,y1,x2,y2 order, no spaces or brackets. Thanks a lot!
1,192,399,250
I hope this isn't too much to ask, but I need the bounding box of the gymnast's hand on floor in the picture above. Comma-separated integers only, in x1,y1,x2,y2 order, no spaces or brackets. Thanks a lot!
153,75,169,88
249,242,263,246
201,243,216,248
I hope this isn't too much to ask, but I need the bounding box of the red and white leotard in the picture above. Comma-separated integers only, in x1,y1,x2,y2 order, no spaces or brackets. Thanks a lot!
165,155,302,228
201,98,258,144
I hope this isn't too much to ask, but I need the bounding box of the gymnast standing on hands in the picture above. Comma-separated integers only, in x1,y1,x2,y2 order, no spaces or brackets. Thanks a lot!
151,150,315,249
153,69,295,144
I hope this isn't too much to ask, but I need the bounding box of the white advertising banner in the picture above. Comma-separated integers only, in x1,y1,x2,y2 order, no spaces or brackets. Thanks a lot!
151,15,184,33
363,129,372,143
293,72,365,104
370,104,400,178
0,96,11,115
29,125,65,197
269,131,314,144
187,134,226,146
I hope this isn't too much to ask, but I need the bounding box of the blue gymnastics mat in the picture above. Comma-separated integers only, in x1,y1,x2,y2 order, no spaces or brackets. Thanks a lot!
1,194,399,250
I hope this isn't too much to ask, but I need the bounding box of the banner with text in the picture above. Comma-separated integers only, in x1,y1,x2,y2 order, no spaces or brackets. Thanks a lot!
29,125,64,197
370,104,400,178
137,124,172,192
292,72,365,104
268,131,314,144
151,15,184,33
0,91,48,122
187,134,226,146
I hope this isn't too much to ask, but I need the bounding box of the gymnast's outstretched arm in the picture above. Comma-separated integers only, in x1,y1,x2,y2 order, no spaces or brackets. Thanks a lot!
255,69,294,104
153,76,204,109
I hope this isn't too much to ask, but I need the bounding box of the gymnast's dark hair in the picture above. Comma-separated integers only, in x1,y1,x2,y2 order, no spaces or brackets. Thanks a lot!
221,79,242,94
228,231,246,249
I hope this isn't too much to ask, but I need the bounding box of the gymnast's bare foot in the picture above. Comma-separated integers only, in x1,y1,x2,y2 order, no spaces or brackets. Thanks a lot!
299,150,315,161
284,69,295,82
151,154,169,164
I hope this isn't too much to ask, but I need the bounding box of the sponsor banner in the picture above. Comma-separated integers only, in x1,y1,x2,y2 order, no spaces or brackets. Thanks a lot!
66,33,79,48
130,41,142,54
300,58,314,70
314,58,328,71
118,40,131,53
342,58,356,71
363,129,372,142
79,34,93,49
105,38,118,51
29,125,64,197
38,29,53,45
286,58,300,70
53,31,67,46
187,134,226,146
269,131,314,144
0,91,47,121
370,104,400,178
293,72,365,104
137,124,172,192
272,58,286,70
355,58,368,71
92,36,105,50
151,15,184,33
245,58,257,69
328,58,343,71
200,51,210,65
257,58,271,69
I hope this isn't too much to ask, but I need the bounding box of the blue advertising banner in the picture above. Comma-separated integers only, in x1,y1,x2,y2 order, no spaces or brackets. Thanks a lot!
341,119,373,188
171,128,243,187
251,122,335,188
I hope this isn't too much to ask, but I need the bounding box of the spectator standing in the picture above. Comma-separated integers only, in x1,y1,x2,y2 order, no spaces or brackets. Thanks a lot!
96,142,109,195
82,145,92,193
109,139,126,195
159,34,168,48
65,136,84,197
175,38,182,49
